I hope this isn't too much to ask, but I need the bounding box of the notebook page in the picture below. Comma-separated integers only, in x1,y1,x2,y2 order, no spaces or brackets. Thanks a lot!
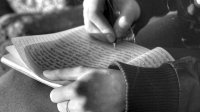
6,45,28,68
11,26,149,75
1,54,62,88
128,47,175,68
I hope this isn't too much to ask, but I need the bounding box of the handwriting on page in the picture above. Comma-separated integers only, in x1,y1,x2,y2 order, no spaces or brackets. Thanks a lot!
12,26,149,74
128,47,175,68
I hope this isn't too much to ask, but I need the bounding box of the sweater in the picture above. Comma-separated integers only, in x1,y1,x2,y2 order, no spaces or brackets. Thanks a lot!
109,62,179,112
109,56,200,112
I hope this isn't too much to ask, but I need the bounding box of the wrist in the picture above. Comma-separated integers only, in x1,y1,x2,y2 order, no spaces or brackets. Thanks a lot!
109,69,126,111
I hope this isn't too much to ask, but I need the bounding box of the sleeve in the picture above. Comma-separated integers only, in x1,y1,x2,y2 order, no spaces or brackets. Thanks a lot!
134,0,177,33
169,56,200,112
109,61,180,112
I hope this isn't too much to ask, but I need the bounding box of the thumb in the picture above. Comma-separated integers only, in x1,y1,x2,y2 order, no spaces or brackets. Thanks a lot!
114,1,140,38
114,15,133,38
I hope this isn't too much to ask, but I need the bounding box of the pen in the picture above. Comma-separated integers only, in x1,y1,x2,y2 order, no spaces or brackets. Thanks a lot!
113,39,117,49
104,0,118,49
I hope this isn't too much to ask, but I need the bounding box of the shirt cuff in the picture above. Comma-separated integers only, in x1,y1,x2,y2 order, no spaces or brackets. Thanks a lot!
109,62,179,112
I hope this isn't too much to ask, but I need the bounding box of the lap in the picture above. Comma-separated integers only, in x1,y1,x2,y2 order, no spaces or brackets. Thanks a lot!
136,14,184,48
0,70,57,112
135,13,200,59
166,48,200,60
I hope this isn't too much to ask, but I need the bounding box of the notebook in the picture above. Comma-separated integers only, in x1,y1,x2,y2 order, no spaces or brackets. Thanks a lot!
1,26,174,88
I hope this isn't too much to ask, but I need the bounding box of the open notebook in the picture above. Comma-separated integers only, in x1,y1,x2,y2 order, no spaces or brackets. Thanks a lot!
1,26,174,88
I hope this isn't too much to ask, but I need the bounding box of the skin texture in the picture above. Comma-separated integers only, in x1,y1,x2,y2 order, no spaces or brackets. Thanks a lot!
83,0,141,43
44,67,126,112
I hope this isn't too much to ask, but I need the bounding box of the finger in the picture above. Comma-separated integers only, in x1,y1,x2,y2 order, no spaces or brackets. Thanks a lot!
83,0,100,34
87,0,115,42
85,15,111,42
83,0,101,34
44,66,95,81
86,21,109,42
43,69,77,81
114,1,140,38
89,13,115,42
43,67,83,81
84,17,104,39
84,0,115,42
114,11,134,38
50,84,76,103
67,98,86,111
57,100,86,112
57,102,68,112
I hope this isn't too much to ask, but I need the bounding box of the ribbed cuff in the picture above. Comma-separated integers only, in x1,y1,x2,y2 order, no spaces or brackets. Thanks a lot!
109,62,179,112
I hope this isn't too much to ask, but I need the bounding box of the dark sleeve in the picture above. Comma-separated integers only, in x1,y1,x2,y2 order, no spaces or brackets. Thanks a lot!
134,0,177,33
169,56,200,112
109,62,179,112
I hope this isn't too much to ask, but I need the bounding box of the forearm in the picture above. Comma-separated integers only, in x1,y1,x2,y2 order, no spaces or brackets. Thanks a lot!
109,53,200,112
109,62,179,112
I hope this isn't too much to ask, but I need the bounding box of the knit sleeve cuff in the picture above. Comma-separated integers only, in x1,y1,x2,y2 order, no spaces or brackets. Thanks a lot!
109,62,179,112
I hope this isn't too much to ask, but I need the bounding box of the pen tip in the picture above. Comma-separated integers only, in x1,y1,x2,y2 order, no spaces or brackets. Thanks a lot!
113,38,117,49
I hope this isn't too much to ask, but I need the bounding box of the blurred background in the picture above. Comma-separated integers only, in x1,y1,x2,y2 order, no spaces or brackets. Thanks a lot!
0,0,84,75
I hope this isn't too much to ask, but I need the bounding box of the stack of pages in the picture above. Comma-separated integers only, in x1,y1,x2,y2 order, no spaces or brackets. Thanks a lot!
1,26,174,88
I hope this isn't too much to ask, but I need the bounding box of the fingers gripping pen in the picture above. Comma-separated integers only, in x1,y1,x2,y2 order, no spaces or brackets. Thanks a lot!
104,0,135,49
104,0,119,48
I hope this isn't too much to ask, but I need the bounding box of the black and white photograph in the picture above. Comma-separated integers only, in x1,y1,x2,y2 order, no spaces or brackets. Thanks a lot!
0,0,200,112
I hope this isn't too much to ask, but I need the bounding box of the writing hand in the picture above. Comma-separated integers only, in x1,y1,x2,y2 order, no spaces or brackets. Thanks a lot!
83,0,140,43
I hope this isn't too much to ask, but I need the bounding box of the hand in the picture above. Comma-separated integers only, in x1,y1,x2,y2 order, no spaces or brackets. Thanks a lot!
43,67,126,112
83,0,140,43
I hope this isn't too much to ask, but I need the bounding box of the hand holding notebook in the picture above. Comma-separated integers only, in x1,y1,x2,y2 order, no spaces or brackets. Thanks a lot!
1,26,174,88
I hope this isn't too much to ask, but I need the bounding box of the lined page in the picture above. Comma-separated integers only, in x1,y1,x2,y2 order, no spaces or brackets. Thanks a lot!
128,47,175,68
12,26,149,75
